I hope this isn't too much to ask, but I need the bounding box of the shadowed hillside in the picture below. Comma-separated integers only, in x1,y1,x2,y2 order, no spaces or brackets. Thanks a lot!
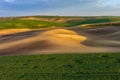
0,16,120,55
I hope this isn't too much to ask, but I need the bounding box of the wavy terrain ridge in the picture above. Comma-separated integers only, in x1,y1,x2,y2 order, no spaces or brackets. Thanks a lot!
0,26,119,55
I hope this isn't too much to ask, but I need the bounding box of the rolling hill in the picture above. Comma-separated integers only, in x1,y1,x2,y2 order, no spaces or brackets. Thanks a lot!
0,16,120,80
0,16,120,29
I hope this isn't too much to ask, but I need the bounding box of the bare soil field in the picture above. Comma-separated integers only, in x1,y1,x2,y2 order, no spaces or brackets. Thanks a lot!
0,26,120,55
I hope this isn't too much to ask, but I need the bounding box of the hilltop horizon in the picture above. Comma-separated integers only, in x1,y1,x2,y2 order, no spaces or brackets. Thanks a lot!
0,15,120,18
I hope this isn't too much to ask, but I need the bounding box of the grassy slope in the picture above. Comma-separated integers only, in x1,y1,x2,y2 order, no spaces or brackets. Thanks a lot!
0,53,120,80
66,17,120,26
0,16,120,29
0,20,65,29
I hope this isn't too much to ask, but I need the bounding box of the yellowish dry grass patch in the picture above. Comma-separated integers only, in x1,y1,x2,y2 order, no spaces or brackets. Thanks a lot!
0,29,32,36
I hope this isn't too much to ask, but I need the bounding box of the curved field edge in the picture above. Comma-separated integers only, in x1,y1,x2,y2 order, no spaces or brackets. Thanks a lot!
0,53,120,80
79,22,120,29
